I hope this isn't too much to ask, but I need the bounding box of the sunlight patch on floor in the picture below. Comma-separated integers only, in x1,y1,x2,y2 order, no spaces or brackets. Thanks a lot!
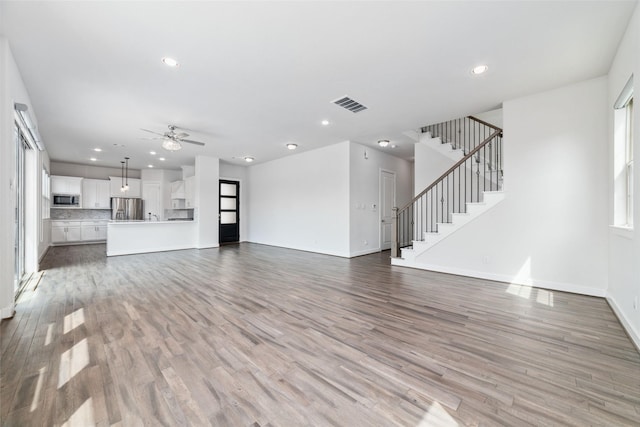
58,338,89,389
61,398,94,427
417,401,459,427
45,322,55,346
506,282,532,299
63,308,85,334
536,288,554,307
30,367,46,412
507,257,532,299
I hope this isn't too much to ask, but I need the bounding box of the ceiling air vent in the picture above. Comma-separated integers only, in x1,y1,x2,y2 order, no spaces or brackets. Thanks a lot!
332,96,368,113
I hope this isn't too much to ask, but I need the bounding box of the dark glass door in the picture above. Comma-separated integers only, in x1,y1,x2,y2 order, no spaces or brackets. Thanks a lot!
219,180,239,244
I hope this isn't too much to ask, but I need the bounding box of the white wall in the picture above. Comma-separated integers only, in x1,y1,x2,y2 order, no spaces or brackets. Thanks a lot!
1,38,52,318
195,155,219,248
220,162,249,242
473,108,503,129
607,5,639,349
38,150,51,262
414,139,457,197
141,168,182,220
247,142,351,257
349,143,412,256
414,77,610,297
51,161,141,179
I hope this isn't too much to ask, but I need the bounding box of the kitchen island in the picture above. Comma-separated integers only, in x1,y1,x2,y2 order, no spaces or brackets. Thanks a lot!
107,220,198,256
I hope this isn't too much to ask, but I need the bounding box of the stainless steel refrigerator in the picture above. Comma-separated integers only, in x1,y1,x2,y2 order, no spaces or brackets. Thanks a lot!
111,197,144,220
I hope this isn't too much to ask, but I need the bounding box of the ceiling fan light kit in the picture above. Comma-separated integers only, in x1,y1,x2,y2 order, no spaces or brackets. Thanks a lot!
162,138,182,151
141,124,206,152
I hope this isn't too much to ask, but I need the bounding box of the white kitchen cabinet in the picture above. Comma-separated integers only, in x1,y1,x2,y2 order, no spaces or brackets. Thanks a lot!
81,221,108,241
170,180,185,199
51,221,82,243
185,176,196,208
82,179,111,209
51,176,83,195
109,176,141,198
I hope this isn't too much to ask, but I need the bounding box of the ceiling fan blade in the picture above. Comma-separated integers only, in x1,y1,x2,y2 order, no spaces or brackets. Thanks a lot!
175,132,189,139
181,139,205,146
140,128,165,136
139,137,164,140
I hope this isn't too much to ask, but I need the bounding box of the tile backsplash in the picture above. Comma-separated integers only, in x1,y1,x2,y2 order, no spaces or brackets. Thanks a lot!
51,209,111,220
164,208,194,220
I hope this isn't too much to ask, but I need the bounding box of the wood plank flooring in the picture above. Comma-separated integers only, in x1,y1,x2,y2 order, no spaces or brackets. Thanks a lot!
2,243,640,426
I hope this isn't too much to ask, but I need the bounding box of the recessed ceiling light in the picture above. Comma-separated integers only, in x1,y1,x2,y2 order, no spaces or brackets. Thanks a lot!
391,144,397,148
159,157,165,161
378,140,390,147
471,64,488,75
94,148,102,152
162,57,179,67
244,157,254,163
286,143,298,150
148,164,154,168
321,120,330,126
90,157,97,162
150,151,156,155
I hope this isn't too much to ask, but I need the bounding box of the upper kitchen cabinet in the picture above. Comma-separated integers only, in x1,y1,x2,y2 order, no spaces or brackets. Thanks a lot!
170,180,185,199
82,179,111,209
51,175,83,195
109,176,141,198
185,176,196,208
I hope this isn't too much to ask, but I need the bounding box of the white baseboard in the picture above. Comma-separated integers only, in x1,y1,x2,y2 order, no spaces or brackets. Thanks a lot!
349,248,383,258
391,260,606,297
196,243,220,249
606,294,640,353
248,240,351,258
107,244,196,256
1,302,15,320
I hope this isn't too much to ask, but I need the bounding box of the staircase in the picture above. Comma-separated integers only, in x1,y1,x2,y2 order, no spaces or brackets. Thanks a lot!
391,116,505,266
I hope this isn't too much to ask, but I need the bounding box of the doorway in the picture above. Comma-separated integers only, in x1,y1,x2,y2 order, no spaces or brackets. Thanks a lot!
380,170,396,250
219,180,240,244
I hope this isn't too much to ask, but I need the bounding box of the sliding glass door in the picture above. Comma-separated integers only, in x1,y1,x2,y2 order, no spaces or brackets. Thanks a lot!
14,122,29,296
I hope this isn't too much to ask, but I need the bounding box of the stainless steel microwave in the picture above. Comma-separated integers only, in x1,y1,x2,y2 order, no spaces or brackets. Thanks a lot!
52,194,80,207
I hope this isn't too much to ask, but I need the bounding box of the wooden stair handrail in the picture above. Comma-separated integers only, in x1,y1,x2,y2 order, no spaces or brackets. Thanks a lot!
397,128,502,214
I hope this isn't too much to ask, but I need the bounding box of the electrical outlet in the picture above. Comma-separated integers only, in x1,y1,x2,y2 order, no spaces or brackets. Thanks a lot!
634,296,638,310
363,240,368,246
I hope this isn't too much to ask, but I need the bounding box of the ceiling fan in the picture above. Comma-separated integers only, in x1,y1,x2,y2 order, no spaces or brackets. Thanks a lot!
140,125,205,151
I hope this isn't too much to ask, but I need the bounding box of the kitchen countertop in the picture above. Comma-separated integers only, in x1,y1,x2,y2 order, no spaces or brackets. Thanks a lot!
109,219,194,224
51,219,108,222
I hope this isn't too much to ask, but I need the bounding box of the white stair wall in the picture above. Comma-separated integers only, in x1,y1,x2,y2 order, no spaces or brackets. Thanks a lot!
419,132,464,162
393,191,505,267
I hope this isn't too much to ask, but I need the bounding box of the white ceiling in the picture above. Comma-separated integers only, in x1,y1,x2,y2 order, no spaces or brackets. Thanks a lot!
1,1,636,170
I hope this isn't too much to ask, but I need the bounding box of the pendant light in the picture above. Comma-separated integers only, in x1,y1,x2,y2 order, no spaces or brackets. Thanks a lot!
120,161,125,192
124,157,130,191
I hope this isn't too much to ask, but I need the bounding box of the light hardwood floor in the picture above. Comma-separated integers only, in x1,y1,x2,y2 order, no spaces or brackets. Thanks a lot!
2,243,639,426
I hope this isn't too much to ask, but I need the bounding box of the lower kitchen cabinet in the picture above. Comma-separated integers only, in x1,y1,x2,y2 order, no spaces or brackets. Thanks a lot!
52,220,107,243
51,221,82,243
81,221,107,241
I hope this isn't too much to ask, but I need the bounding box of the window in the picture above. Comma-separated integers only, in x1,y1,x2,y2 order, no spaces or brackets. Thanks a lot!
614,75,634,228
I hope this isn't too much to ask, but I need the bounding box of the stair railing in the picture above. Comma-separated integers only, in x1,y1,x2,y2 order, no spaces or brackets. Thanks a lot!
391,117,503,258
421,115,500,157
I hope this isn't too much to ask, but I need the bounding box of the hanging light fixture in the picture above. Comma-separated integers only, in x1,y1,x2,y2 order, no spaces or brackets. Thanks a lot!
124,157,130,191
120,161,125,192
162,138,182,151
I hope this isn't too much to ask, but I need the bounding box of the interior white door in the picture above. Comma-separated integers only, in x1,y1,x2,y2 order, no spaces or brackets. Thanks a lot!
380,170,396,250
142,182,161,220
